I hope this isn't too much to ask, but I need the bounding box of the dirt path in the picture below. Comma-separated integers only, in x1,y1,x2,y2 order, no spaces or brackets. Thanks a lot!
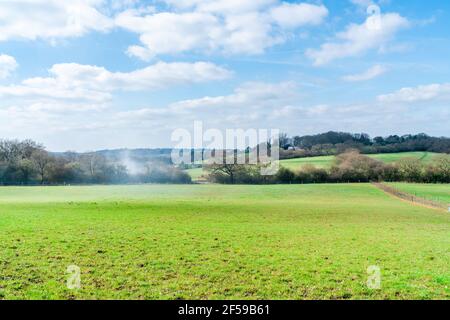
372,182,448,212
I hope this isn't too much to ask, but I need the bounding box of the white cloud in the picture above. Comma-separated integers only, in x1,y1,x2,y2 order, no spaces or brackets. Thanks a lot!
270,3,328,29
27,102,108,112
0,54,18,79
0,61,232,102
115,81,301,126
342,64,388,82
0,0,113,42
170,81,299,111
378,83,450,103
0,60,232,140
163,0,277,13
112,80,448,146
107,0,141,12
306,13,409,66
116,1,328,60
2,79,448,151
0,1,328,58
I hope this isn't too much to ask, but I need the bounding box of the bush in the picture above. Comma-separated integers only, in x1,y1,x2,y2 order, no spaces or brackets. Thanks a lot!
295,165,329,183
397,158,424,182
329,151,385,182
275,167,295,184
138,165,192,184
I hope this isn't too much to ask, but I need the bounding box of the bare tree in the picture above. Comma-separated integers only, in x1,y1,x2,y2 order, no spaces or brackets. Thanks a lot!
206,163,246,184
0,139,42,163
31,150,52,185
81,153,105,182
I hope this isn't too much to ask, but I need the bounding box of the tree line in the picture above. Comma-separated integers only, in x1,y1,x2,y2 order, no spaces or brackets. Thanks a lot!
1,134,449,186
206,151,450,184
280,132,450,159
0,139,191,185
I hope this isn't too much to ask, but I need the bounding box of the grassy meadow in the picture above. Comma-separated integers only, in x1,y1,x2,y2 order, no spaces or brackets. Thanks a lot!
0,184,449,300
186,152,441,180
282,151,441,169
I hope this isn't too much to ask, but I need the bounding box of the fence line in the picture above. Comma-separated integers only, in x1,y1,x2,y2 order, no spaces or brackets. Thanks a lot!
372,182,448,211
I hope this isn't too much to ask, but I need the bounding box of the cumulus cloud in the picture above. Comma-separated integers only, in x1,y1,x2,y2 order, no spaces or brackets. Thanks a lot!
0,60,232,141
306,13,409,66
170,81,299,111
114,81,301,128
378,83,450,103
0,1,328,59
1,81,300,149
270,3,329,28
163,0,277,13
112,80,449,148
2,79,448,151
0,0,113,42
0,61,232,102
342,64,388,82
115,1,328,60
0,54,18,79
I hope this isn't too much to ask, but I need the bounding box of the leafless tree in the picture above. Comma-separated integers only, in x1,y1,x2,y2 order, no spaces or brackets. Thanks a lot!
31,150,52,184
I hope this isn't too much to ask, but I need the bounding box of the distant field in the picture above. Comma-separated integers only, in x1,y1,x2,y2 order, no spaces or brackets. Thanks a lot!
282,152,440,171
185,167,205,180
0,184,448,299
369,152,439,164
187,152,442,179
281,155,336,170
388,183,450,205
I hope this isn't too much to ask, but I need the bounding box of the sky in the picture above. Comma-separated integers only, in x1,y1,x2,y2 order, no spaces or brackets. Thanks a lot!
0,0,449,152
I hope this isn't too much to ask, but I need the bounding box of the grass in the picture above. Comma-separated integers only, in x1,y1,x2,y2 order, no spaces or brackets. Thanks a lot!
0,184,449,300
368,152,439,164
281,155,335,170
387,183,450,205
281,152,440,171
185,167,206,180
186,152,442,180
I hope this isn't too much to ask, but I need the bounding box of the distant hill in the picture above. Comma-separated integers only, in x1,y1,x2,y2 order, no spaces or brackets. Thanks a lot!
52,132,449,166
185,151,446,181
280,151,442,171
280,132,449,159
53,148,175,164
95,148,173,164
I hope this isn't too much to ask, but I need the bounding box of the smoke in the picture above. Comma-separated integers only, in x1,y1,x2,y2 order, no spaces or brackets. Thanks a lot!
111,150,193,184
119,150,146,175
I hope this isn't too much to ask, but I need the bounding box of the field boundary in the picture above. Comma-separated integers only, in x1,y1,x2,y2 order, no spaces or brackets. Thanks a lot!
372,182,448,212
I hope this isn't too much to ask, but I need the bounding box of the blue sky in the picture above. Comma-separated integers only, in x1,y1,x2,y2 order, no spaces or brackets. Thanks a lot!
0,0,449,151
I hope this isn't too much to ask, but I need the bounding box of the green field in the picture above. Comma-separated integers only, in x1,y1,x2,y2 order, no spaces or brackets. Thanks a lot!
280,151,440,171
185,167,206,180
280,155,336,170
388,183,450,205
187,152,441,179
0,184,449,300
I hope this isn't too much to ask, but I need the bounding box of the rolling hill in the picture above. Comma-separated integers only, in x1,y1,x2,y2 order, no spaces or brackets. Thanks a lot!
186,152,443,180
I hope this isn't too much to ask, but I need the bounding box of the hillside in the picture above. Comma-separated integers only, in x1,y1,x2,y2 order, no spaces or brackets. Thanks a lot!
187,152,444,180
281,151,440,171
